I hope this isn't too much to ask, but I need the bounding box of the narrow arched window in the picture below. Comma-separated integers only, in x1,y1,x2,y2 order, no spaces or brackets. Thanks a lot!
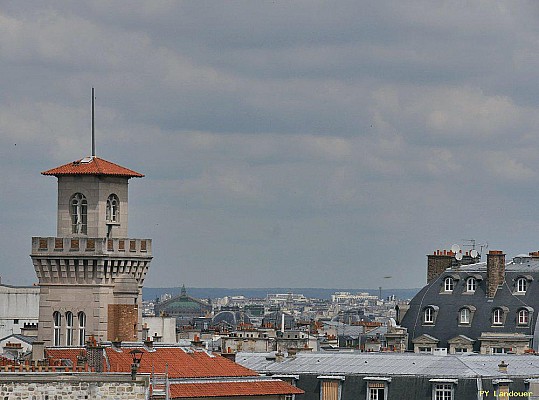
466,277,476,292
78,311,86,345
106,194,119,223
493,308,503,325
517,278,527,293
518,309,529,325
71,193,88,234
460,308,470,324
444,277,454,292
53,311,61,346
65,312,73,346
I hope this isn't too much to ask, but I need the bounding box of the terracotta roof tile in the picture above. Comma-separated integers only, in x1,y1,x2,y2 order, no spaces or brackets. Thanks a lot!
169,380,304,398
46,348,86,364
105,347,259,379
42,157,144,178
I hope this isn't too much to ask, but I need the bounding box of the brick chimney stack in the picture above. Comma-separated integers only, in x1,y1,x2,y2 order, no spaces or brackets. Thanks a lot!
487,250,505,298
427,250,453,284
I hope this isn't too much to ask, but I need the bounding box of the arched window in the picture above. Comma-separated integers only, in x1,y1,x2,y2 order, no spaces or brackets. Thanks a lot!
493,308,503,325
71,193,88,234
517,278,527,293
65,312,73,346
466,277,476,292
424,307,434,324
106,194,119,223
444,277,454,292
518,309,529,325
459,308,470,324
53,311,61,346
78,311,86,345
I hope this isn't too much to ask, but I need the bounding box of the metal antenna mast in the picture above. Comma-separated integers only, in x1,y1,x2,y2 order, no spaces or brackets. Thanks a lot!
91,87,95,157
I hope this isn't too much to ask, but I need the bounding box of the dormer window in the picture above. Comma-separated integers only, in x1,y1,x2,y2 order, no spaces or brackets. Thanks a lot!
106,194,120,223
518,309,529,325
493,308,504,325
70,193,87,234
423,306,439,324
424,308,434,323
516,278,527,293
466,277,476,292
459,308,470,324
444,277,454,292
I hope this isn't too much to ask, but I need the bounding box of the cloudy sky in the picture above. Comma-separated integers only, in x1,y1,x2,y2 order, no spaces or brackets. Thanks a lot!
2,1,539,289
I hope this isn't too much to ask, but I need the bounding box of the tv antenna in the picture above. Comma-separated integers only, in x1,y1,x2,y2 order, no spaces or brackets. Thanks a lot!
91,87,96,157
462,239,487,259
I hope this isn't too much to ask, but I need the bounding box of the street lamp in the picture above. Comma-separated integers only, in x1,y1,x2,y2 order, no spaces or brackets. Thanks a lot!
130,349,144,380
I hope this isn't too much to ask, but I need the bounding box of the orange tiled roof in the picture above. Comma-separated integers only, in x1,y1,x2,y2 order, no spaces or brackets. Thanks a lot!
46,348,85,364
105,347,259,379
45,348,102,369
169,380,304,398
42,157,144,178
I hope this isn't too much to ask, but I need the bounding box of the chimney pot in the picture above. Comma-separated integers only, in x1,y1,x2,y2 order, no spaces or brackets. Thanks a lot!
498,360,508,373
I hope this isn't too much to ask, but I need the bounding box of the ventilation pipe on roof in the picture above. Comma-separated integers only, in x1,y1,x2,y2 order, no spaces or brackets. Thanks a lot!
498,360,508,373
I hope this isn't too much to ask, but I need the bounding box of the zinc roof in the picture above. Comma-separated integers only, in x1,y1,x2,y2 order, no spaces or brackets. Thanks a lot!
42,156,144,178
237,351,539,379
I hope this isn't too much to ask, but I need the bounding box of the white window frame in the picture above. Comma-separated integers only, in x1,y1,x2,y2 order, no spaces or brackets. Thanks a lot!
466,278,476,292
433,383,453,400
65,311,73,346
444,277,454,292
106,194,120,223
53,311,61,347
71,193,88,234
493,308,503,325
518,309,529,325
459,308,470,324
517,278,527,293
424,307,434,324
78,311,86,345
364,377,390,400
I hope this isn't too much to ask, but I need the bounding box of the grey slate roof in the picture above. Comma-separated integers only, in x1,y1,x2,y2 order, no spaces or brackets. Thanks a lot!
400,256,539,351
0,334,37,344
236,351,539,378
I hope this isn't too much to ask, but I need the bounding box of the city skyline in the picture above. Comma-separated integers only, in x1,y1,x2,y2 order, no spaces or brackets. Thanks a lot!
2,2,539,288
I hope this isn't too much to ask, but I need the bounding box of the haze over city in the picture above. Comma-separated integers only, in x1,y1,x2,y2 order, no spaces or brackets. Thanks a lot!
2,2,539,289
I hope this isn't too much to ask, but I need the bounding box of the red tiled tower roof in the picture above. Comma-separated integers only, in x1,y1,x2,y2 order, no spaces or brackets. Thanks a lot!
42,156,144,178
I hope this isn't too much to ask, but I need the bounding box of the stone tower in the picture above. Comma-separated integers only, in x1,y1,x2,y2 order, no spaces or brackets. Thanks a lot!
31,156,152,346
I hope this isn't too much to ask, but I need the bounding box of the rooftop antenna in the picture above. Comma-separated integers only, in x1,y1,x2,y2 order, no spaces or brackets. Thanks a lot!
91,87,95,157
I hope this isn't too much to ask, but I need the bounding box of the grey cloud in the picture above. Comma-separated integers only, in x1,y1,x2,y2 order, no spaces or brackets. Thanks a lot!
2,2,539,288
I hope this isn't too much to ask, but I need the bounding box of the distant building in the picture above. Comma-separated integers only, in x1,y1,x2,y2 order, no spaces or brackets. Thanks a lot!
238,351,539,400
400,249,539,354
0,281,39,339
154,285,211,327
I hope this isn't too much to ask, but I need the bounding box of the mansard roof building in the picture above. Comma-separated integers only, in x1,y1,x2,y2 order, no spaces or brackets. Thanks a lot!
399,249,539,354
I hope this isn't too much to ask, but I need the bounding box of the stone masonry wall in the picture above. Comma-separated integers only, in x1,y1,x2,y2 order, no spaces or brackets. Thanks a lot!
0,373,148,400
